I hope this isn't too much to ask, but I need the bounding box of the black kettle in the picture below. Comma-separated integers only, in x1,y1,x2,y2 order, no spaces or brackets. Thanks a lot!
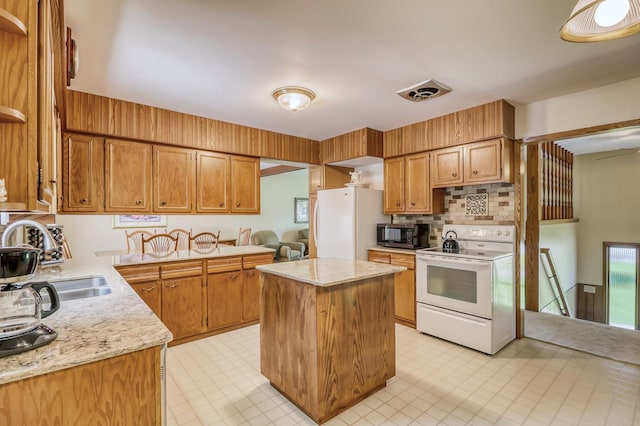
442,231,459,253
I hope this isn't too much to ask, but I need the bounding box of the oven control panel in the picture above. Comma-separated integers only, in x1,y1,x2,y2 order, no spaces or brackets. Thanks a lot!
442,225,515,243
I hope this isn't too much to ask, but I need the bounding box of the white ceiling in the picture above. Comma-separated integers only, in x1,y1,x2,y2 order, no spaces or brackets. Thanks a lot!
64,0,640,143
556,126,640,155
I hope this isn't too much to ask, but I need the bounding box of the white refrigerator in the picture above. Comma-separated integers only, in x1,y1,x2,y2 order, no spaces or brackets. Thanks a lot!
315,186,388,260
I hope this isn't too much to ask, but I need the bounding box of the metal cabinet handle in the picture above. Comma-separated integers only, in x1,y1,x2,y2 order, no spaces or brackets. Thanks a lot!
219,202,224,207
136,200,143,205
411,202,416,206
80,198,87,204
395,201,400,207
452,172,457,177
236,202,240,207
160,201,167,206
140,286,155,293
472,170,478,175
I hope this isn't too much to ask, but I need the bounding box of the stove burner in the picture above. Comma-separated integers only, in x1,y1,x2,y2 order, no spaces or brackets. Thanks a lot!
442,247,459,253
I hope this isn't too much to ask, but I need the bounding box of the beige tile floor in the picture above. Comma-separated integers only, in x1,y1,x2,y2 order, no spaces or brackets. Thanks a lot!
167,324,640,425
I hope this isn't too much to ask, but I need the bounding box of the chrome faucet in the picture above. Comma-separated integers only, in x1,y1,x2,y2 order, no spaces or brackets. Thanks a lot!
1,220,57,250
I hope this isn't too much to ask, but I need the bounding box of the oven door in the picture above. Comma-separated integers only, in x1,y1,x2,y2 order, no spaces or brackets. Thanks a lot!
416,254,493,319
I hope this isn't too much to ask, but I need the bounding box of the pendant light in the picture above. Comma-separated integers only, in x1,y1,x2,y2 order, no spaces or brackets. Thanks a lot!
271,86,316,112
560,0,640,42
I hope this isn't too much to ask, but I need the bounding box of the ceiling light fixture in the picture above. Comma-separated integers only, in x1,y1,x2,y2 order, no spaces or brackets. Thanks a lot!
560,0,640,42
271,86,315,112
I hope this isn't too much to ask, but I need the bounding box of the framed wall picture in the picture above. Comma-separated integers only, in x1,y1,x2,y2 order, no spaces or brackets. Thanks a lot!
112,215,168,229
294,197,309,224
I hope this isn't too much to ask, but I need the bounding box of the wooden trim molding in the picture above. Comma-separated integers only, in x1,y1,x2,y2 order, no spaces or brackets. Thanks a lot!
525,144,541,312
260,165,303,177
520,118,640,145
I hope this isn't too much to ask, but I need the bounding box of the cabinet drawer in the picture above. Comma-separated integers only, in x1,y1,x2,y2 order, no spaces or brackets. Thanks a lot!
390,253,415,270
243,253,274,269
207,257,242,273
116,264,160,283
368,251,391,264
161,260,203,279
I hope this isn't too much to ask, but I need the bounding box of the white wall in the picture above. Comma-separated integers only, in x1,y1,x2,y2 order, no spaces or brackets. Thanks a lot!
516,75,640,139
573,151,640,286
355,163,383,190
58,169,308,262
539,222,578,316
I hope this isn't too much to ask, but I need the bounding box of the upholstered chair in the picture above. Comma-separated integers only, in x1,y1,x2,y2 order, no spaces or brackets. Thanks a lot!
250,230,305,261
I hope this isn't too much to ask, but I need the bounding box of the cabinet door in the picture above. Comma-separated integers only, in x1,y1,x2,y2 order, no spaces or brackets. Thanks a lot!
105,139,152,212
153,146,194,213
390,253,416,325
207,271,243,329
308,166,324,194
196,151,229,213
230,156,259,213
61,134,103,212
367,250,390,264
383,157,405,213
131,280,162,318
394,270,416,323
431,146,463,188
242,269,260,322
162,276,205,340
464,138,502,184
405,152,431,213
308,194,318,258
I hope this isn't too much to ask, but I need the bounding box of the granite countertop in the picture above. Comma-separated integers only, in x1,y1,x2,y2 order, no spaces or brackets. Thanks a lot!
256,257,405,287
0,245,275,385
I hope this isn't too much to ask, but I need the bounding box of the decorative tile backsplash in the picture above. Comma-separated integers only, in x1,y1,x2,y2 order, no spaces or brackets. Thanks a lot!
392,183,515,245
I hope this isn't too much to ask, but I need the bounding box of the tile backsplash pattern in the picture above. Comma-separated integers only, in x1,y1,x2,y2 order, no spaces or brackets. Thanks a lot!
465,193,489,216
393,183,515,245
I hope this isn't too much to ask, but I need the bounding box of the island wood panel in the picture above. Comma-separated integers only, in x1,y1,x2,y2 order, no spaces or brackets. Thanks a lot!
0,346,161,425
319,128,383,164
261,274,395,424
64,90,320,164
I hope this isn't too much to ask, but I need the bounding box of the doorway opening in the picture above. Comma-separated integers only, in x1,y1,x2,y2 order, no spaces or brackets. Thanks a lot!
605,243,640,330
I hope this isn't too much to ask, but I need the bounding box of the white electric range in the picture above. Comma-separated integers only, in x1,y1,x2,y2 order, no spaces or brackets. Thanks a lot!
415,224,515,354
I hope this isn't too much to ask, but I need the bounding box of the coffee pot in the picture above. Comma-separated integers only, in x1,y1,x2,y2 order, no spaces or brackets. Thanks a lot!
0,247,59,357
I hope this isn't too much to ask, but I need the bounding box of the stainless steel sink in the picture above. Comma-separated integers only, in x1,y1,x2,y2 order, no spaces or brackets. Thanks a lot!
47,276,112,302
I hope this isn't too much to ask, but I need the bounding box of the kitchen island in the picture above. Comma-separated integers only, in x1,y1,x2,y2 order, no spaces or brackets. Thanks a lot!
257,258,405,424
0,244,275,425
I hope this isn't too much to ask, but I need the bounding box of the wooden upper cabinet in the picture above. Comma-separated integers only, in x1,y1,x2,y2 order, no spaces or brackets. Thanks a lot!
105,139,152,212
464,138,513,184
308,166,324,194
431,146,464,188
196,151,229,213
61,134,103,212
153,146,194,213
383,157,405,213
404,152,430,213
230,155,259,213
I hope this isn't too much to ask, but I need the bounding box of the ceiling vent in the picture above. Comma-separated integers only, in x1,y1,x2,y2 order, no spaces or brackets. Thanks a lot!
396,79,451,102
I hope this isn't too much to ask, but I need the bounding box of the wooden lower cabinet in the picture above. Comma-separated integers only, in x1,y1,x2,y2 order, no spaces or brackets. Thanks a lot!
208,270,243,329
0,346,161,425
118,253,273,345
162,275,205,339
368,249,416,327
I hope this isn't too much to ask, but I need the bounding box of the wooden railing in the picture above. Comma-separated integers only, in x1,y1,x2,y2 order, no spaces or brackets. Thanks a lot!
541,142,573,220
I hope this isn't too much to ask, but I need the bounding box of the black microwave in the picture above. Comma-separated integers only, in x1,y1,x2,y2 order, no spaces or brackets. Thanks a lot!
377,223,430,249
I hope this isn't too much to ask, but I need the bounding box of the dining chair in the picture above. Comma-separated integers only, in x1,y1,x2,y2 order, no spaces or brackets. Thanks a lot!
125,230,154,252
141,233,179,254
189,231,220,250
167,228,190,251
237,227,251,246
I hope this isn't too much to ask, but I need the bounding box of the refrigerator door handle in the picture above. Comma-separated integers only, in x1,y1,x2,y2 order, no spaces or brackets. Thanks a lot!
313,198,319,249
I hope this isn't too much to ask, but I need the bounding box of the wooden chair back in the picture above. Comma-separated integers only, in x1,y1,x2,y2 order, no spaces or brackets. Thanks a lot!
189,231,220,250
167,228,190,251
141,233,179,254
237,227,251,246
125,230,154,252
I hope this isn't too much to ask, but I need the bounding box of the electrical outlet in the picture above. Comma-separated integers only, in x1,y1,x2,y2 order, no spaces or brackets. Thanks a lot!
583,285,596,294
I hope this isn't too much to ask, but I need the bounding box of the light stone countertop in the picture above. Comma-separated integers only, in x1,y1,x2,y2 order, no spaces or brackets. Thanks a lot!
256,257,405,287
0,245,275,385
368,246,422,256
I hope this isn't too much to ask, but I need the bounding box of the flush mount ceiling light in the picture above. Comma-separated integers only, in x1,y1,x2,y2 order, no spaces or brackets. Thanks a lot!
560,0,640,42
271,86,316,112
